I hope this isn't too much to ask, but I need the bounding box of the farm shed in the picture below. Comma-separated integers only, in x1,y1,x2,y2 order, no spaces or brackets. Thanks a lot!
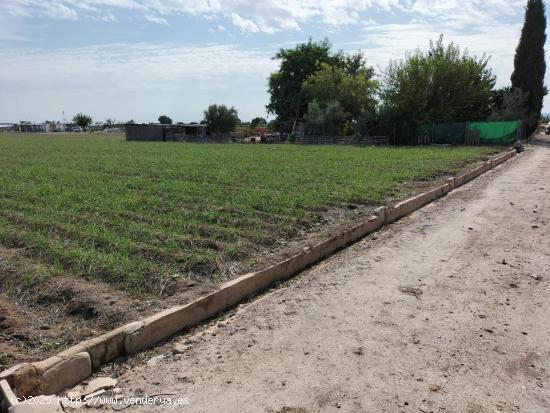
125,123,207,142
18,123,46,133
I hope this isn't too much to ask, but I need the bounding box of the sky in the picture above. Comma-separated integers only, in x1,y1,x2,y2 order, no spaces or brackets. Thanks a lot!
0,0,548,124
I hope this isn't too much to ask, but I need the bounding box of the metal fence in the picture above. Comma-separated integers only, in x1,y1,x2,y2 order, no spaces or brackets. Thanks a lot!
294,135,389,146
165,134,231,143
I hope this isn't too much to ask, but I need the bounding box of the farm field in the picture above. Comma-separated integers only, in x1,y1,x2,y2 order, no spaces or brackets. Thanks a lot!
0,132,502,366
0,133,498,294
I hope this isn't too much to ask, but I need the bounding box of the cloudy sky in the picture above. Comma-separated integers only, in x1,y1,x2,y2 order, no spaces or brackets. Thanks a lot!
0,0,548,124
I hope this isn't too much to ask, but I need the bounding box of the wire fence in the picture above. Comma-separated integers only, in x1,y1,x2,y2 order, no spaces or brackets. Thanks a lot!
293,135,389,146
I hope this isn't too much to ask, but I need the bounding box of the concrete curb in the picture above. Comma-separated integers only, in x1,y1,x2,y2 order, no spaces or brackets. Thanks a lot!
0,380,18,412
0,149,517,410
454,163,486,188
385,183,451,224
125,209,386,355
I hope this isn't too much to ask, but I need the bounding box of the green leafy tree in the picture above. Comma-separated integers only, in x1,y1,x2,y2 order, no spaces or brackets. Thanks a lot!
267,119,278,133
511,0,547,132
203,104,239,134
490,86,512,112
380,36,496,134
102,118,116,129
489,87,529,121
250,117,267,129
304,100,346,136
158,115,173,125
72,113,93,131
302,63,378,128
342,51,374,77
303,100,324,134
323,102,346,136
267,39,342,129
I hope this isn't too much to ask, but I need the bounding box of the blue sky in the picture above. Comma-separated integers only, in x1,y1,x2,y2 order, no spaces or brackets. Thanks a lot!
0,0,548,124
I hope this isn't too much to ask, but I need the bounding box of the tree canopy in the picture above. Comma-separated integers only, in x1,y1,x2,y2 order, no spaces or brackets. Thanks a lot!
267,39,378,134
267,39,344,127
489,87,529,122
302,63,378,126
72,113,93,131
380,36,496,131
304,100,346,136
250,117,267,129
204,104,239,134
158,115,173,125
511,0,547,131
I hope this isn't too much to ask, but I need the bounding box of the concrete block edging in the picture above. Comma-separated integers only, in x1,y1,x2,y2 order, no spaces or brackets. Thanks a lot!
0,149,517,410
0,380,18,412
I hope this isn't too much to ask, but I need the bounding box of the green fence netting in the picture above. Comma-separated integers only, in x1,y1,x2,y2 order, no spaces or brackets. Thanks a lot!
468,121,519,145
418,122,467,145
417,120,520,145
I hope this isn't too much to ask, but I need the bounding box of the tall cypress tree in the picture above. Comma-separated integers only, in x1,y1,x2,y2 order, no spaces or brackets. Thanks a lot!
511,0,547,131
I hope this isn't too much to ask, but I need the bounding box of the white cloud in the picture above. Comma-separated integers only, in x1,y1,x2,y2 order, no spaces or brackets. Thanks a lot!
97,12,116,22
2,0,549,118
42,2,78,20
0,0,533,35
231,13,260,33
144,14,168,25
209,24,226,33
0,43,277,122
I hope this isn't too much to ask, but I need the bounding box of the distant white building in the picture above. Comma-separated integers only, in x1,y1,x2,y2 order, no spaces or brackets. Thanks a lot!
18,122,46,132
0,124,16,132
45,122,66,132
18,121,67,133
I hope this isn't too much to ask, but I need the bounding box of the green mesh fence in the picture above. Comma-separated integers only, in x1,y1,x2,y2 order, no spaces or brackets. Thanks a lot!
418,122,468,145
468,121,519,145
417,121,520,145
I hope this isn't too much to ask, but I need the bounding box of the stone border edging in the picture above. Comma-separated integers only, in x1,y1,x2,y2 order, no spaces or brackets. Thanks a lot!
0,380,18,412
0,149,517,411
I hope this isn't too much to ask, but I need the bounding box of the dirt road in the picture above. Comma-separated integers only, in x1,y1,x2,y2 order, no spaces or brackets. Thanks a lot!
85,138,549,413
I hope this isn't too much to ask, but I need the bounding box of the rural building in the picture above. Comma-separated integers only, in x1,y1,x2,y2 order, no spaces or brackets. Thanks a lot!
17,121,67,133
125,123,208,142
0,123,17,132
18,122,46,133
44,122,66,132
